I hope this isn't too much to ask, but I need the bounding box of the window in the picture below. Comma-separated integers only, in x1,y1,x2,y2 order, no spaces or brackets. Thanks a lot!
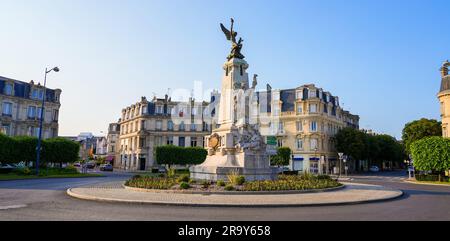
31,127,40,137
191,107,197,116
190,123,196,131
310,121,317,132
323,104,328,113
309,104,317,113
296,121,303,132
310,138,318,150
156,106,163,114
296,91,303,100
296,139,303,150
2,102,12,116
52,110,59,121
4,83,13,95
179,121,185,131
139,138,146,148
142,106,147,115
156,120,162,130
167,136,174,145
308,89,316,98
140,120,146,130
273,93,280,101
277,138,283,148
278,122,284,133
190,137,198,147
32,89,39,99
37,107,43,120
1,124,10,136
28,106,36,119
179,137,185,147
297,105,303,114
168,120,174,131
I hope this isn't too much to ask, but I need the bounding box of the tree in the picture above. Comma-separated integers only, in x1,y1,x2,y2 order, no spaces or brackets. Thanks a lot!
0,134,14,163
12,136,38,166
410,136,450,182
270,147,292,166
42,138,80,168
402,118,442,153
335,127,368,162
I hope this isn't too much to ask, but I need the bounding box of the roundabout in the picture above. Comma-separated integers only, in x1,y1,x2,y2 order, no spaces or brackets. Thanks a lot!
67,181,403,207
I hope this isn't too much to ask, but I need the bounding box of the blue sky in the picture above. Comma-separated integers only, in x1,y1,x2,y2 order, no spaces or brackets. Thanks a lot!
0,0,449,138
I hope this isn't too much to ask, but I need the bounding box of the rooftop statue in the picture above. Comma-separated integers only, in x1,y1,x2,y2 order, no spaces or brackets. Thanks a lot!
220,18,245,60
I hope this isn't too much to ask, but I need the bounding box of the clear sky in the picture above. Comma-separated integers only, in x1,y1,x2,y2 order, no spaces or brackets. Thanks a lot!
1,0,449,138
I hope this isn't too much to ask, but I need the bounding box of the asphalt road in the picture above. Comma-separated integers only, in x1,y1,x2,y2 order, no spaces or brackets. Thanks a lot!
0,170,449,221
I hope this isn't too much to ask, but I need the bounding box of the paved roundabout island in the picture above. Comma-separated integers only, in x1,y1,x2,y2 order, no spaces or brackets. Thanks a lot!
67,182,403,207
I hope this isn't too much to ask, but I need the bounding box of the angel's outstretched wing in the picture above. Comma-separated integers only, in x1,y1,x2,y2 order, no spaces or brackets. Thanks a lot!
220,23,231,41
220,23,237,41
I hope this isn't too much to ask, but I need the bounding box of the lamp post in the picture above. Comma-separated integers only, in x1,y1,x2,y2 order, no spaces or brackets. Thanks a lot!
35,67,59,175
338,152,344,179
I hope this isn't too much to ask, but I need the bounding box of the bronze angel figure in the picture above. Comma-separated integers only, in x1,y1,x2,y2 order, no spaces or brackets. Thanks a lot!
220,18,245,60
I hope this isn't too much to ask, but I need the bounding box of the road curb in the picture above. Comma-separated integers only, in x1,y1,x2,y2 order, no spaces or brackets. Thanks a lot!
67,185,404,208
404,180,450,187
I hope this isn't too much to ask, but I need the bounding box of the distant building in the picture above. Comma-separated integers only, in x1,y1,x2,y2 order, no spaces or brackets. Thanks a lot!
0,76,61,138
116,95,216,171
106,123,120,165
257,84,359,174
438,60,450,137
95,136,107,157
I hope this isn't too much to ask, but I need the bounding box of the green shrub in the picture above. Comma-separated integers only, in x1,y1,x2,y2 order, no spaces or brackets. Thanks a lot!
132,175,142,179
201,180,211,188
167,168,176,178
317,174,331,180
177,174,190,183
155,145,207,166
125,176,176,190
14,167,32,176
224,184,235,191
243,175,341,191
416,174,449,182
216,180,226,187
179,182,190,189
234,176,246,185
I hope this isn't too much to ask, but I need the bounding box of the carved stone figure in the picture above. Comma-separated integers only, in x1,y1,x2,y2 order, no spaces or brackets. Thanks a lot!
252,74,258,89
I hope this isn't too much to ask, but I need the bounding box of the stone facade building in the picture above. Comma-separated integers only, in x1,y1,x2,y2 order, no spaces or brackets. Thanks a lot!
257,84,359,174
116,95,217,171
438,60,450,137
0,76,61,138
106,123,120,165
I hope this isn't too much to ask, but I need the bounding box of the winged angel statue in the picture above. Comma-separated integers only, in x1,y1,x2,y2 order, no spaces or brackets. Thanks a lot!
220,18,245,60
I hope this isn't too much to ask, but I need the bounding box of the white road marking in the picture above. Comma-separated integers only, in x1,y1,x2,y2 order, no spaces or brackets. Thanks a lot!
0,204,27,210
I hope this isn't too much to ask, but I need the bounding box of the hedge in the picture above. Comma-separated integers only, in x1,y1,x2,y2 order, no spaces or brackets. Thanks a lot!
155,145,207,166
0,134,80,166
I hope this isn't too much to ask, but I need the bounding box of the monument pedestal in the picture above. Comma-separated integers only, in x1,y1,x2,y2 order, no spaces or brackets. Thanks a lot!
190,124,278,181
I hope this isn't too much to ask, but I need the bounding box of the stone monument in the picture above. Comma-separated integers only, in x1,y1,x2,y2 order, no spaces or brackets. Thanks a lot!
190,19,278,181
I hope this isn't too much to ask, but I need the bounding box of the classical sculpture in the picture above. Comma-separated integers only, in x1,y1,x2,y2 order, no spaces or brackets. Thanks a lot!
441,60,450,77
220,18,245,60
252,74,258,89
237,124,265,151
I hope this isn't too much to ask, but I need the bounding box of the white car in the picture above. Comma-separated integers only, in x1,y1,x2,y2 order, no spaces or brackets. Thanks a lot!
369,166,380,172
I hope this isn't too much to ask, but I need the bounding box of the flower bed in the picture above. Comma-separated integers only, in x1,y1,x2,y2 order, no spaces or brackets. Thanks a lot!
124,173,342,192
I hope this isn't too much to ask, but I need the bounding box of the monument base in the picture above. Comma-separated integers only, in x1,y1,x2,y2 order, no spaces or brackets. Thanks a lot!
190,165,278,182
190,150,278,181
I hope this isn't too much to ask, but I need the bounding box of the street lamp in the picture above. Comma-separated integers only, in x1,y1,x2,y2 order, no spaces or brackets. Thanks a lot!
338,152,344,178
35,67,60,175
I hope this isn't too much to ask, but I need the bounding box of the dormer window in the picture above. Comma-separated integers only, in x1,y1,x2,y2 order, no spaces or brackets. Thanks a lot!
4,83,13,95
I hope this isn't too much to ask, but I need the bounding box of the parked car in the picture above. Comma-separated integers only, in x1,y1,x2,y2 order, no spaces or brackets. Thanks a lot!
99,164,113,172
369,166,380,172
86,162,96,169
0,164,15,173
73,162,81,167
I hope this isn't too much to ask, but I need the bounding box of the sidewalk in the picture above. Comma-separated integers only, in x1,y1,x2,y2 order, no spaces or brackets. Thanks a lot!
67,182,403,207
